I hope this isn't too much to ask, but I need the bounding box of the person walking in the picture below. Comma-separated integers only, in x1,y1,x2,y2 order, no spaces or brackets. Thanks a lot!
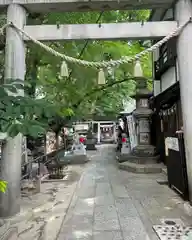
116,125,124,152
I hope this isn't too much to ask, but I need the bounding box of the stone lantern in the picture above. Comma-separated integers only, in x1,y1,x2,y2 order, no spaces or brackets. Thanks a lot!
131,60,156,160
118,61,161,172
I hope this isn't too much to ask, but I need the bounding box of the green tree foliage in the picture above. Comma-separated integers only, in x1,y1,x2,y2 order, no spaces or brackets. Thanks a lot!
0,10,152,194
0,10,152,139
0,79,64,138
26,10,152,121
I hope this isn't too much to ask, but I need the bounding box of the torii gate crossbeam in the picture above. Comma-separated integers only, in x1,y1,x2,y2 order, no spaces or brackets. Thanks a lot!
24,21,177,41
0,0,174,12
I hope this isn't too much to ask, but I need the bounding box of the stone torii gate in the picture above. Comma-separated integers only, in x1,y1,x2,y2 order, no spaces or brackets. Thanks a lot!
0,0,192,217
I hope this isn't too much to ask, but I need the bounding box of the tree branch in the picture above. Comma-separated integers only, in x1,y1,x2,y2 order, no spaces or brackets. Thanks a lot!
67,11,104,80
73,76,134,109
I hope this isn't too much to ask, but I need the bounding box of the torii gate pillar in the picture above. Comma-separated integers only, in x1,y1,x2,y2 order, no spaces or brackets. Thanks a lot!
176,0,192,203
0,4,26,217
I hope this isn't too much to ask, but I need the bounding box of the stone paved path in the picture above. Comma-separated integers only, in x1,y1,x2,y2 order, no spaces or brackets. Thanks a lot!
57,145,191,240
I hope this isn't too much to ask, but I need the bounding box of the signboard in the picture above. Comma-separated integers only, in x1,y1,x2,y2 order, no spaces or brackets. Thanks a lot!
74,124,89,131
165,137,179,156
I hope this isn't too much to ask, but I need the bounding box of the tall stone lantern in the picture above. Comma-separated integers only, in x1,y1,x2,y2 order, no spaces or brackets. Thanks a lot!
131,60,156,160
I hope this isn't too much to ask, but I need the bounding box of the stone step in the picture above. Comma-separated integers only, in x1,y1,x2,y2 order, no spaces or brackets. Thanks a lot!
118,161,163,174
117,153,159,164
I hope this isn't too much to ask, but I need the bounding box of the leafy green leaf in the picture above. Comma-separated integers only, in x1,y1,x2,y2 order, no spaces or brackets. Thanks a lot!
6,123,20,138
0,180,7,193
0,87,8,98
0,121,12,133
28,125,45,138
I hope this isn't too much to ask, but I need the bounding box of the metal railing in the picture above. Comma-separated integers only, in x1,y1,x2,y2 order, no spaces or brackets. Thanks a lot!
21,146,65,180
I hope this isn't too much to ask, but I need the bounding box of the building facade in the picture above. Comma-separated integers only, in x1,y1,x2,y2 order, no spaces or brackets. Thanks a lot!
151,4,189,201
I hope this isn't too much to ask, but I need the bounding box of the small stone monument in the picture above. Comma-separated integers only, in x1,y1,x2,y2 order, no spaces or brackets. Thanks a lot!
85,127,96,150
58,133,88,164
72,141,86,155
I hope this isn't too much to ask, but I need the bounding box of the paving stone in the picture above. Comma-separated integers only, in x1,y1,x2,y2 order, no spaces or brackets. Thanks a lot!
93,231,123,240
57,229,92,240
62,214,93,229
115,198,139,217
120,217,150,239
76,186,95,198
94,218,120,231
140,196,161,212
111,185,129,198
132,197,159,240
94,205,118,219
94,194,115,206
94,174,109,182
95,183,112,196
123,232,151,240
72,198,94,215
94,205,120,231
57,145,192,240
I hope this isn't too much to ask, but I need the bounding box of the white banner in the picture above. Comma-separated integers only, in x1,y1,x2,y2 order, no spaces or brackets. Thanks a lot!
165,137,179,156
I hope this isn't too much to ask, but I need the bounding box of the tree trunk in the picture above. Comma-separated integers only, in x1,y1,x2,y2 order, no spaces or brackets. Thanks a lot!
55,132,60,150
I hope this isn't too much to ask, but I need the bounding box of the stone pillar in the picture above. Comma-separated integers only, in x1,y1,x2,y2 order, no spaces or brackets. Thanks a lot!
175,0,192,202
113,123,117,143
0,4,26,217
97,122,100,144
